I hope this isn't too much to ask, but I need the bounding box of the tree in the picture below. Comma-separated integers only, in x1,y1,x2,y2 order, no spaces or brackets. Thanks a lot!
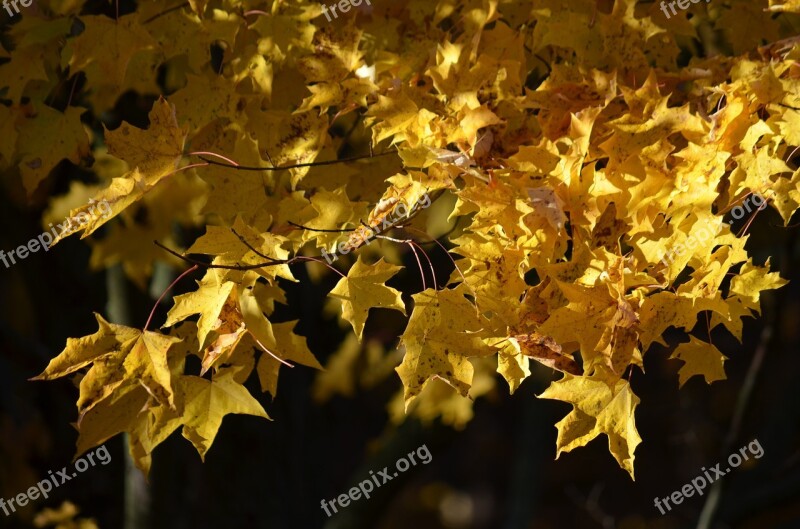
2,0,800,526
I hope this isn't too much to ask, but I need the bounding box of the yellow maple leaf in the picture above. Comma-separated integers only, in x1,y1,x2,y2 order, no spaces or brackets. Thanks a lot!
263,320,323,369
670,336,728,387
396,285,495,407
329,256,406,340
32,314,180,412
164,272,237,350
496,341,531,394
74,382,149,457
104,96,187,185
30,313,138,379
62,13,155,92
730,258,788,312
51,98,188,244
16,105,90,195
539,374,642,479
0,41,50,103
179,369,270,460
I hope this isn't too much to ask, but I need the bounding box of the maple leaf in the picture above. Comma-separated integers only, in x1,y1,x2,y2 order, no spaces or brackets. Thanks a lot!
200,299,248,376
0,18,65,103
496,342,531,394
51,98,188,244
329,256,406,341
74,382,149,457
62,14,156,94
178,369,270,460
31,313,140,381
510,332,581,376
32,314,180,412
670,336,728,387
397,285,495,407
185,216,294,281
390,358,498,431
16,105,90,195
729,259,788,312
164,271,237,350
539,374,642,479
104,97,187,184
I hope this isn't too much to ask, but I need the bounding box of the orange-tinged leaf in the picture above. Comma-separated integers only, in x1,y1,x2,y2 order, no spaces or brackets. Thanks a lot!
511,332,581,376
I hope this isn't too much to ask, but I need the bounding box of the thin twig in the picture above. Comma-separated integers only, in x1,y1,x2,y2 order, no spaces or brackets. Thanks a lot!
195,149,396,172
231,228,281,262
404,240,427,291
409,240,437,290
144,265,198,331
288,221,355,233
154,241,289,271
142,1,190,23
154,240,345,278
291,255,346,278
404,225,465,283
66,76,79,109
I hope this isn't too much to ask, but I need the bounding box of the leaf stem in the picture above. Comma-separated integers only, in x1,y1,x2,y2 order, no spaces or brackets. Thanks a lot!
188,151,239,166
144,264,198,331
251,333,294,368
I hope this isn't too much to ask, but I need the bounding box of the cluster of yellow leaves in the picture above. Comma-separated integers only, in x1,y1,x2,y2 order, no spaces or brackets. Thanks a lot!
4,0,798,479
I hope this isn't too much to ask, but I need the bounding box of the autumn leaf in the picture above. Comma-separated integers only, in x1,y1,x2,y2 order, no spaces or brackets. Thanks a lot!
178,369,270,460
51,98,188,244
104,97,187,183
62,14,156,92
32,314,180,412
397,285,495,407
729,259,788,311
164,271,237,350
329,256,406,340
539,374,642,479
510,332,582,376
670,336,728,387
15,105,90,195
